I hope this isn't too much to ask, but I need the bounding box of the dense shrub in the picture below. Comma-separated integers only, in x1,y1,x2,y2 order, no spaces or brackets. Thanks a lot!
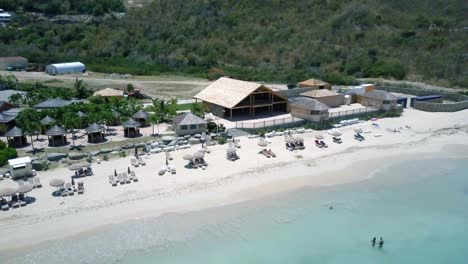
0,140,18,166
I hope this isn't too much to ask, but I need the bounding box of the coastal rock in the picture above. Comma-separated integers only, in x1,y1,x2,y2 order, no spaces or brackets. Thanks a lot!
90,151,100,156
112,146,122,152
123,143,134,149
32,159,49,171
46,153,67,162
99,148,112,154
134,142,146,148
68,152,84,160
188,137,200,145
162,136,175,142
184,135,191,140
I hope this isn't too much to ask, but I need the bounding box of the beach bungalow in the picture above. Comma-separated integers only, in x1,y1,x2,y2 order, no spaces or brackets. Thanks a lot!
290,97,330,122
46,125,67,146
300,89,344,108
297,79,331,90
122,119,141,137
92,88,124,101
5,126,27,147
172,112,208,136
132,110,149,126
194,77,288,119
357,90,398,111
8,157,33,179
86,123,105,143
40,115,56,132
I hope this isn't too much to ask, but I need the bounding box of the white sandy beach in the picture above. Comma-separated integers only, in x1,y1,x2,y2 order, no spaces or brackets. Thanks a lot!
0,108,468,253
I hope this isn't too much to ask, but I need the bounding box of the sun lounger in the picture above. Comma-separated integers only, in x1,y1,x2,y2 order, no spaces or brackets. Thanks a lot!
259,149,271,158
123,173,131,183
131,158,139,167
138,157,146,166
33,177,42,188
109,175,117,186
1,200,8,210
130,171,138,182
60,187,68,197
165,152,173,160
267,149,276,158
170,165,176,174
315,140,323,148
158,166,167,176
319,141,328,148
117,174,125,184
77,182,84,194
65,183,74,195
18,194,27,206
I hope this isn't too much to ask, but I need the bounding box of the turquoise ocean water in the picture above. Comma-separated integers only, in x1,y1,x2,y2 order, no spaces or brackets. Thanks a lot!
5,157,468,264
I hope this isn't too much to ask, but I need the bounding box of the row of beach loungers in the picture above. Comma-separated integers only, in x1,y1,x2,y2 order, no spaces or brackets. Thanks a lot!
159,164,176,175
259,149,276,158
315,140,328,148
58,182,84,197
109,171,138,186
131,157,147,167
18,177,42,188
285,135,305,151
1,193,29,210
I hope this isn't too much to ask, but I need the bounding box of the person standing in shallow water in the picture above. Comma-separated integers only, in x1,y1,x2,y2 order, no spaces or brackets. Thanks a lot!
379,237,384,248
371,237,376,247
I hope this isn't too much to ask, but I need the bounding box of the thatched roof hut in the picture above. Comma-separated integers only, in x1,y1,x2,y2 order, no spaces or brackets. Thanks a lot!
122,119,141,138
86,123,105,143
40,115,56,125
45,125,67,146
5,126,27,148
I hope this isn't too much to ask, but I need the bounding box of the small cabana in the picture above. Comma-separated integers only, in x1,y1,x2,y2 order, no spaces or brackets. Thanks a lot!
132,110,149,126
40,115,56,132
46,125,67,146
86,123,105,143
122,119,141,138
5,126,27,148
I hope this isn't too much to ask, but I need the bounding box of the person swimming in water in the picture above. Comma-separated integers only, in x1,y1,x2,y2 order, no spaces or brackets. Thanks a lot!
371,237,376,247
379,237,384,248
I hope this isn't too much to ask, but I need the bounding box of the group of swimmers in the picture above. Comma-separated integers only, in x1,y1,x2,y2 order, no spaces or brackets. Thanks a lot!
371,237,384,248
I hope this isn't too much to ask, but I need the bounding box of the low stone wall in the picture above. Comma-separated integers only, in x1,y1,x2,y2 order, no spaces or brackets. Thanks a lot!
376,86,468,112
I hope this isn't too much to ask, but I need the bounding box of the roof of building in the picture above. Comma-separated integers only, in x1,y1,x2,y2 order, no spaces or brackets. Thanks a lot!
47,62,85,69
290,97,330,111
34,98,73,108
361,90,398,101
93,88,124,97
132,110,149,119
194,77,275,109
46,125,66,136
86,123,104,133
122,119,141,128
5,126,23,137
0,101,15,109
298,79,330,87
40,115,56,125
0,112,15,123
8,157,31,167
0,90,26,102
173,112,207,126
112,110,121,118
301,89,340,98
0,57,27,62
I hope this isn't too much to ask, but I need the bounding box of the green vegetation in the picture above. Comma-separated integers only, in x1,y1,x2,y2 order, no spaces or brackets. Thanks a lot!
0,140,18,167
0,0,125,15
0,0,466,87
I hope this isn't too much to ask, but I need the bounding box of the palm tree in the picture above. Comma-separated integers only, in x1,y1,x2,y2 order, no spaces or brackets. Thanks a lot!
147,113,160,137
74,78,90,99
190,103,204,117
63,112,80,147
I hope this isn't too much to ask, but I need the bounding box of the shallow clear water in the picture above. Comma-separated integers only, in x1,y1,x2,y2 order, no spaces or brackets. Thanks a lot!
6,158,468,264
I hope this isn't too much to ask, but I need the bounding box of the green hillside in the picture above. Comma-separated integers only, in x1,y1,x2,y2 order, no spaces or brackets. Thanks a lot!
1,0,467,86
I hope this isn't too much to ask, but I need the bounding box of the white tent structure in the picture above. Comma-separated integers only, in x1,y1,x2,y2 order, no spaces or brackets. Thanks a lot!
45,62,86,75
8,157,32,179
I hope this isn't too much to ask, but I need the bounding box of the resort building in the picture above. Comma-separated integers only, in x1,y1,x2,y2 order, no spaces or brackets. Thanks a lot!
132,110,149,126
172,112,207,136
300,89,344,108
5,126,27,148
8,157,33,179
45,62,86,75
297,79,331,90
0,56,28,71
93,88,124,101
194,77,288,119
357,90,398,111
289,97,330,122
46,125,67,146
86,123,105,143
34,99,74,109
0,90,26,103
122,119,141,138
0,112,16,125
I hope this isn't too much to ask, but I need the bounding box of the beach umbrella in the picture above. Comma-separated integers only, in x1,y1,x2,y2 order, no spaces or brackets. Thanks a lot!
330,130,342,137
258,139,268,147
17,184,33,194
227,147,237,154
193,151,205,159
183,154,194,160
354,128,363,133
293,136,304,142
49,178,65,187
0,187,17,197
285,137,294,143
314,134,324,140
69,162,91,171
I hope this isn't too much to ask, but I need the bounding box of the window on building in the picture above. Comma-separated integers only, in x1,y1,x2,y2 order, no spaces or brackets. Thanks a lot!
310,110,321,115
382,100,390,104
189,124,197,129
180,125,188,130
199,124,206,129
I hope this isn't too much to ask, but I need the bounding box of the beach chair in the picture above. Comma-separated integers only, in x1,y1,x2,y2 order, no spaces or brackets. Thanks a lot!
315,140,323,148
11,195,20,208
109,175,117,186
267,149,276,158
77,182,84,194
138,157,146,166
130,171,138,182
131,158,139,167
34,177,42,188
320,141,328,148
158,166,167,176
59,185,67,197
123,173,131,183
65,183,74,195
117,174,125,184
18,194,27,207
1,199,9,211
261,149,271,158
170,165,176,174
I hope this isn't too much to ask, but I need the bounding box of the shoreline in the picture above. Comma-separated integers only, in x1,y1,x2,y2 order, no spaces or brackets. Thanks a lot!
1,109,468,254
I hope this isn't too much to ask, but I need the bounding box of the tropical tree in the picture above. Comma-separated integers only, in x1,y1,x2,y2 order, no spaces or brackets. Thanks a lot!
190,103,204,117
74,78,92,99
147,113,160,137
15,108,41,154
149,98,177,122
62,112,80,147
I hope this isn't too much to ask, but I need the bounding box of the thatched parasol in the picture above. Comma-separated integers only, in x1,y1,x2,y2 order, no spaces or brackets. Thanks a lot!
354,128,363,133
183,154,194,160
17,184,34,194
0,187,17,197
193,151,205,159
258,139,268,147
330,130,342,137
285,137,294,143
314,134,324,140
293,136,304,142
227,147,237,153
49,178,65,187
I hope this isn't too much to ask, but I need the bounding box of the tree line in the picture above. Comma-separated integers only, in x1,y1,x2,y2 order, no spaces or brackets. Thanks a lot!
0,0,125,16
